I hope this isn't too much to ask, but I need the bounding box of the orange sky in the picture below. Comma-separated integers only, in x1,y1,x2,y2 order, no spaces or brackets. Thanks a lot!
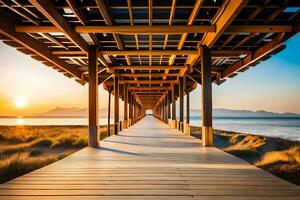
0,34,300,116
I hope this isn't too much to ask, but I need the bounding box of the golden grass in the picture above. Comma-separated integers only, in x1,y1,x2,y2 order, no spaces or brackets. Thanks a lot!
0,125,110,184
255,146,300,166
190,126,300,186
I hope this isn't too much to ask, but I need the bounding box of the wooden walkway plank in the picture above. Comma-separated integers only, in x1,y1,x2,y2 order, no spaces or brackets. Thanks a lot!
0,116,299,199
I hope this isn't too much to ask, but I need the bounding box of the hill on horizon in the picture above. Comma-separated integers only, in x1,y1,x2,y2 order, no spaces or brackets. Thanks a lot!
34,107,300,118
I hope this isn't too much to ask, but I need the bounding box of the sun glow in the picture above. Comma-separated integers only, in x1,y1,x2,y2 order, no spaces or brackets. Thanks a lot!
15,97,27,108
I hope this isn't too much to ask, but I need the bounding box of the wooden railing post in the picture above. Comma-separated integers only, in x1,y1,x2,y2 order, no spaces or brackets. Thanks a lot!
201,45,213,146
88,45,99,147
179,76,184,133
114,75,119,134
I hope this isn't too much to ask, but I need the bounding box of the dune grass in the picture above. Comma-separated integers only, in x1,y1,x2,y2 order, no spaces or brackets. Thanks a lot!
0,125,110,184
190,126,300,186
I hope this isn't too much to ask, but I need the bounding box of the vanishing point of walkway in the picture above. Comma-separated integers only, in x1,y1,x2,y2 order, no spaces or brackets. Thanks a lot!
1,116,299,199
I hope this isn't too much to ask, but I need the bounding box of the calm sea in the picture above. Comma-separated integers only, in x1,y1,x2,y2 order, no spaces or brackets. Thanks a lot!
0,116,299,141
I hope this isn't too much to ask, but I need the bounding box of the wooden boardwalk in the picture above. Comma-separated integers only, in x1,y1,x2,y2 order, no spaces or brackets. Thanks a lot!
1,116,299,199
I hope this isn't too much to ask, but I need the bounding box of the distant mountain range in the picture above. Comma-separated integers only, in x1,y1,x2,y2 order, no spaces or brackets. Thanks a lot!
35,107,300,118
191,108,300,118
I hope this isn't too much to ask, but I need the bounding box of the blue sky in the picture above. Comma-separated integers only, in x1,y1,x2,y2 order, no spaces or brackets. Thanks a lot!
190,33,300,113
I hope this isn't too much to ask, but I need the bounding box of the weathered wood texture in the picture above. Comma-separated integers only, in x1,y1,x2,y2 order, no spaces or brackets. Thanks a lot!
88,45,99,147
1,116,299,199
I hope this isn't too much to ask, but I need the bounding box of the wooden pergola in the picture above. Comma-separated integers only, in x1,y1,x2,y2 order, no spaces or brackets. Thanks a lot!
0,0,299,147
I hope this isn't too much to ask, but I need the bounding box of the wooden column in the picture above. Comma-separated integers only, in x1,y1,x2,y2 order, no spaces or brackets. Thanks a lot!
129,92,133,126
114,75,119,134
179,76,184,132
133,99,136,123
201,45,213,146
88,45,99,147
107,89,111,137
171,85,176,128
184,89,190,135
124,84,128,129
167,91,171,124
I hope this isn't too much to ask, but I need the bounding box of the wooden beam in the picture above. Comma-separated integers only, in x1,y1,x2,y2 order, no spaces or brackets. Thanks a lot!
95,0,132,66
16,25,215,34
202,0,249,48
0,0,40,25
52,49,251,57
15,25,294,34
222,33,286,79
128,86,172,91
169,0,203,65
120,80,177,84
29,0,88,51
0,13,83,80
200,45,213,147
88,46,99,147
113,65,185,70
100,50,197,56
118,73,178,77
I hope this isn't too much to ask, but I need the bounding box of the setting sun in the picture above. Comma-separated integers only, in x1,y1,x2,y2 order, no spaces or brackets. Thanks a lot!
15,97,27,108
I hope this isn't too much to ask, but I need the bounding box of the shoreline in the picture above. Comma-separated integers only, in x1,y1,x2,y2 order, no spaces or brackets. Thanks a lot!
191,125,300,186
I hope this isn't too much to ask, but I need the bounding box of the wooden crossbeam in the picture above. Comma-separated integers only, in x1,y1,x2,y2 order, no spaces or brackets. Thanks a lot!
222,33,286,79
0,12,83,80
118,73,178,77
128,86,172,91
15,25,214,34
15,25,293,34
29,0,88,52
120,80,177,84
112,65,185,70
52,50,251,57
100,50,196,56
187,0,248,67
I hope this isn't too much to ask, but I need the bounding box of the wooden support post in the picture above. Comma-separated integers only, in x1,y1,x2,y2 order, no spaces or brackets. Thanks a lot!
123,84,128,129
179,76,184,133
88,45,99,147
184,89,191,135
171,86,176,128
107,89,111,136
129,92,133,126
114,75,119,134
167,91,171,125
201,45,213,146
133,99,136,123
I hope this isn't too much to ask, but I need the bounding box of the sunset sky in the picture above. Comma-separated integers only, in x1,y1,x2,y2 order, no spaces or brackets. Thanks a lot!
0,34,299,116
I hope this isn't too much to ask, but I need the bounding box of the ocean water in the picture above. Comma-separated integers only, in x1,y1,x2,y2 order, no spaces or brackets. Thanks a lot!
0,116,299,141
191,117,300,141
